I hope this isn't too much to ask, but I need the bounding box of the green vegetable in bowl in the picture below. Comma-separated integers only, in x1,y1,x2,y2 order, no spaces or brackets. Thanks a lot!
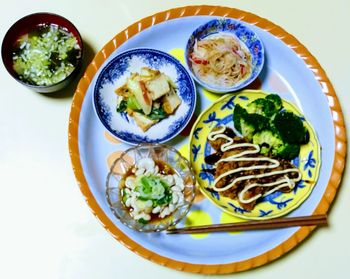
114,67,182,132
12,24,81,86
135,175,172,202
127,95,142,110
148,107,167,120
116,100,127,112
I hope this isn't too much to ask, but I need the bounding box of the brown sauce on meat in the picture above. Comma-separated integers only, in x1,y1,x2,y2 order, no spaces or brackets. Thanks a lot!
207,125,301,210
204,152,222,165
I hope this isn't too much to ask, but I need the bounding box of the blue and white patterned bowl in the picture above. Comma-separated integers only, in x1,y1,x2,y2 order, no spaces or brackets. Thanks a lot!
93,48,196,145
185,18,265,93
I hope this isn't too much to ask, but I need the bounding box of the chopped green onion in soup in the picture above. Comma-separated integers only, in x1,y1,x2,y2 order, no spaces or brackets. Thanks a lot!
12,24,81,86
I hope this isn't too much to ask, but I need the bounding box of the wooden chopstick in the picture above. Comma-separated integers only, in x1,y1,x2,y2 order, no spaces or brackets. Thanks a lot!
167,214,328,234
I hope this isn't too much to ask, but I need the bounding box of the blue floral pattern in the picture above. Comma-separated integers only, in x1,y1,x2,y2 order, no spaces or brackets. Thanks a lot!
191,144,201,162
271,198,293,210
304,150,316,178
228,203,248,214
221,95,250,111
293,180,306,194
259,209,273,217
220,96,236,110
120,112,129,122
203,112,222,125
193,127,203,140
210,191,220,201
199,163,214,183
93,48,196,144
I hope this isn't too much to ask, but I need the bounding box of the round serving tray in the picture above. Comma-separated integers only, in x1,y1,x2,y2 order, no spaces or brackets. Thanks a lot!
68,5,346,274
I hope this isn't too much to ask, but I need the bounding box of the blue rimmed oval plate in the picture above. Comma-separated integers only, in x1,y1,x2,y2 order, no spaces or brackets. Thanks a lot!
185,18,265,93
93,48,196,145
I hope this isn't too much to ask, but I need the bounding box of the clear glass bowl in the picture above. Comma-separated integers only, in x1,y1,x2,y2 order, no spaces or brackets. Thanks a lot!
106,143,196,232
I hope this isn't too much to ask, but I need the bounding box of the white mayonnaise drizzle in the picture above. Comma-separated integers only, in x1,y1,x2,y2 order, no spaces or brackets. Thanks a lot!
208,125,301,204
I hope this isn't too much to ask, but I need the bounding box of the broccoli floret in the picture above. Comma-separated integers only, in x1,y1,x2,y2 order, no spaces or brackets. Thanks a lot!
240,113,269,141
240,118,255,141
273,111,309,144
232,95,306,160
252,129,301,160
233,104,248,133
272,143,300,160
234,104,269,140
245,113,269,131
252,130,283,155
265,94,282,111
302,130,310,144
246,98,277,117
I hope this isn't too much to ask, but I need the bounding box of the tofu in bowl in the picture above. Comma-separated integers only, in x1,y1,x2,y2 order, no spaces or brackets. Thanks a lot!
115,67,182,132
93,48,196,145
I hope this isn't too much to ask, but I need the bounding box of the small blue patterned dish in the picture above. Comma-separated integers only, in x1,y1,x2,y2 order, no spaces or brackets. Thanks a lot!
185,18,265,93
93,48,196,145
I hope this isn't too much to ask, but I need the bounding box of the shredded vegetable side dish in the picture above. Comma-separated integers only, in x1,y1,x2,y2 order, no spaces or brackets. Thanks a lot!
189,34,252,87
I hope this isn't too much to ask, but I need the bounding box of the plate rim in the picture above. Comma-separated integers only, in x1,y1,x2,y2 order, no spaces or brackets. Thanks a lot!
68,5,347,274
92,47,197,144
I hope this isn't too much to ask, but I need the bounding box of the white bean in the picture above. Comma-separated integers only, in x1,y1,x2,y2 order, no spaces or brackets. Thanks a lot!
135,168,145,176
152,205,161,214
144,169,155,176
163,175,175,186
160,207,170,218
155,165,159,174
137,158,155,173
168,204,176,212
133,191,141,197
125,177,136,189
134,212,151,221
173,174,185,190
144,200,153,213
171,192,179,204
171,185,182,193
177,195,185,205
130,197,139,212
143,213,151,221
125,198,131,207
